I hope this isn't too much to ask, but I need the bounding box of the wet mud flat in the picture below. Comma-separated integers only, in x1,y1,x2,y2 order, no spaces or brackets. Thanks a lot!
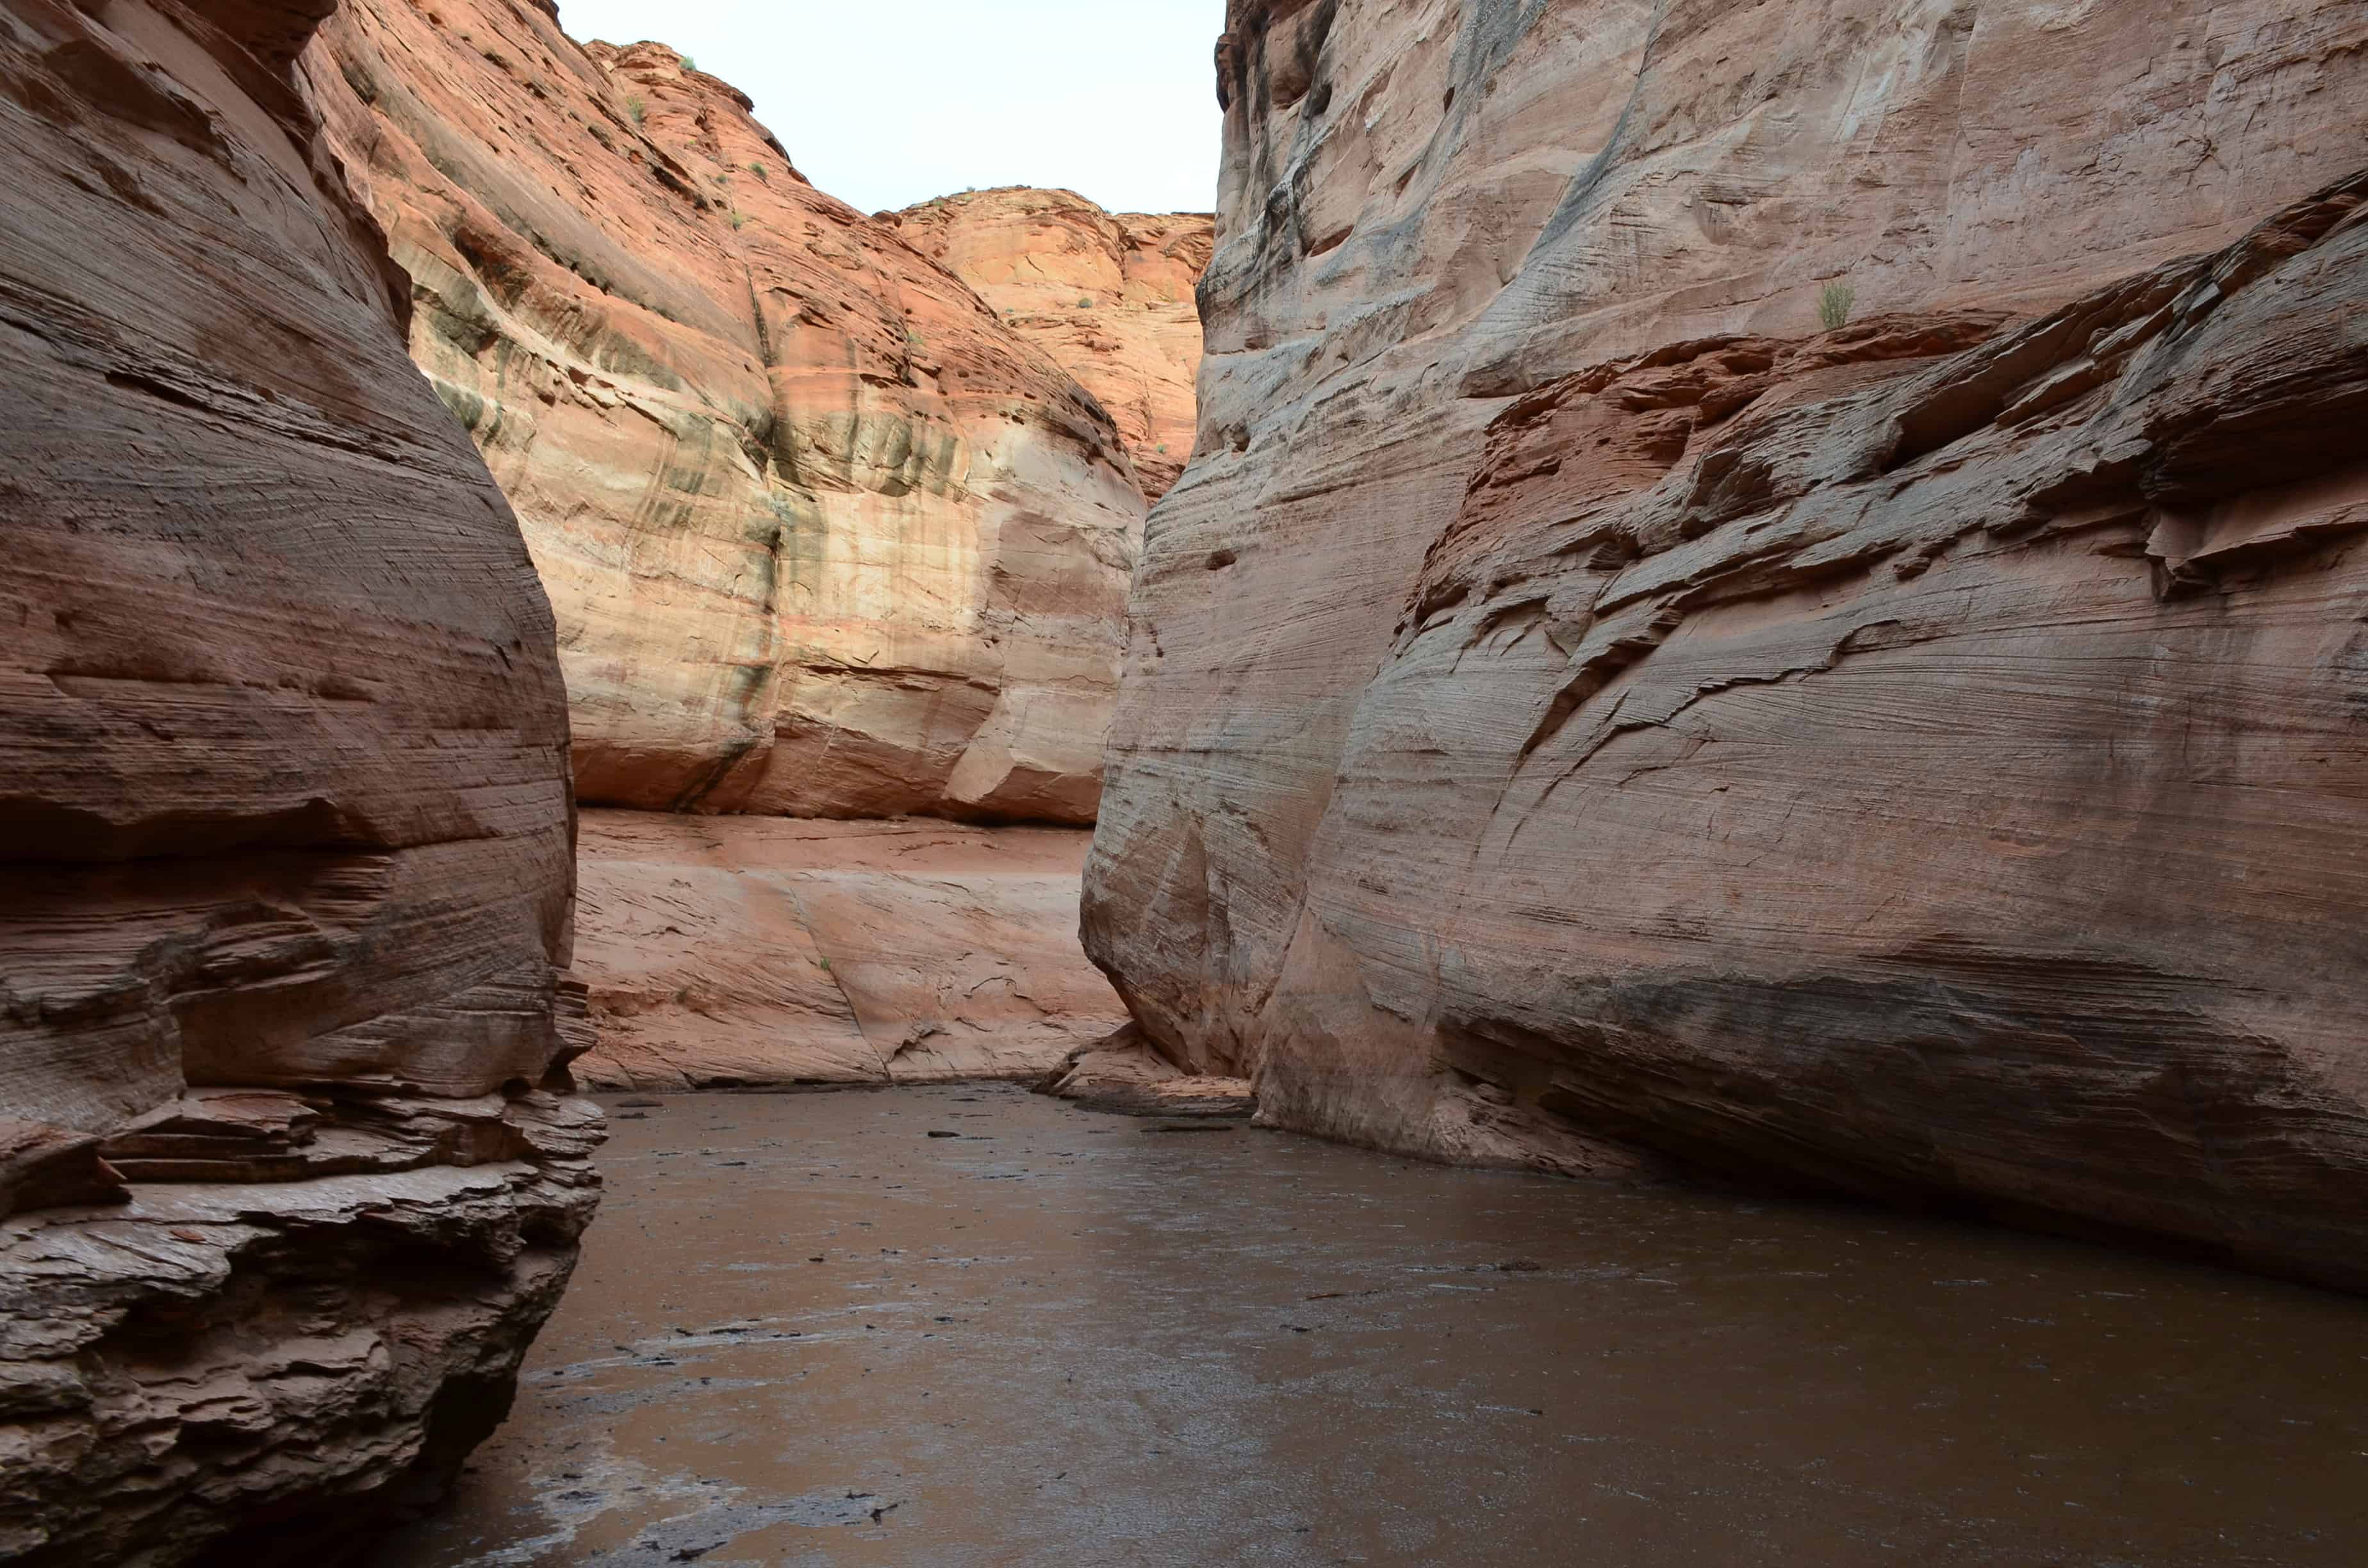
375,1085,2368,1567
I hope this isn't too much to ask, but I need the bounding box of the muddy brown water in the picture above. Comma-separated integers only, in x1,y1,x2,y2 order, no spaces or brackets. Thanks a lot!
374,1084,2368,1567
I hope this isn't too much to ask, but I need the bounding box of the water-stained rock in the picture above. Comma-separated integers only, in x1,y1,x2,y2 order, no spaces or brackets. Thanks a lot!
306,6,1150,824
1084,0,2368,1289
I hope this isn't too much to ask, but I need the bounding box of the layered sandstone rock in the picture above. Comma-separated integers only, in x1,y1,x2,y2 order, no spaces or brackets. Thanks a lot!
1043,1026,1257,1120
0,0,596,1558
1085,0,2368,1286
1,1094,601,1567
306,8,1147,823
894,189,1213,500
572,810,1127,1090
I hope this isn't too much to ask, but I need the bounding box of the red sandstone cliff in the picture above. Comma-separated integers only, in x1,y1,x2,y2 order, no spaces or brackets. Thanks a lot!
307,8,1148,825
895,188,1213,500
0,0,598,1560
1082,0,2368,1287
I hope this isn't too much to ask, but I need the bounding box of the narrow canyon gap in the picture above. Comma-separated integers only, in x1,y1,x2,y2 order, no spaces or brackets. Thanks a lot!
6,0,2368,1562
298,0,1218,1092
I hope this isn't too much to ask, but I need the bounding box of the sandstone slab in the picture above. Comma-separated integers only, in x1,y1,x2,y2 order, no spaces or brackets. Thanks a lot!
574,810,1127,1090
0,1095,601,1568
1042,1026,1257,1120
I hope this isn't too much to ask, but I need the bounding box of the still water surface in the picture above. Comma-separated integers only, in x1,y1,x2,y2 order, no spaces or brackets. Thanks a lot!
376,1084,2368,1567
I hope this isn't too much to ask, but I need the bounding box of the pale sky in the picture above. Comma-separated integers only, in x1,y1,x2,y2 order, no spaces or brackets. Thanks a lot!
555,1,1228,216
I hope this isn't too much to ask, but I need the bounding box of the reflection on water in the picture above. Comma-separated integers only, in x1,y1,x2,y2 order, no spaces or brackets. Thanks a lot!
376,1084,2368,1567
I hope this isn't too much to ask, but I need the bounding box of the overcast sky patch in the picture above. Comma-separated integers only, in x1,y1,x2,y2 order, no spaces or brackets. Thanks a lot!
557,0,1226,215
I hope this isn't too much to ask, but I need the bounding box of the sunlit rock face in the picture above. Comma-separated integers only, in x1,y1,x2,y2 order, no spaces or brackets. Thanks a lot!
894,188,1214,501
0,0,598,1560
1083,0,2368,1287
308,5,1147,824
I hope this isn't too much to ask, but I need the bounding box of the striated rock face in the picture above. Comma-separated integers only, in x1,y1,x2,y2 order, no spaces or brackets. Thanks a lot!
306,7,1147,824
1085,0,2368,1286
0,0,597,1559
1043,1025,1257,1120
571,810,1128,1091
894,188,1213,500
3,1095,602,1567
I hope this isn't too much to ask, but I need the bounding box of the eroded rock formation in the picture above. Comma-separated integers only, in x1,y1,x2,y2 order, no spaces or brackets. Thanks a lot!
0,0,597,1558
306,6,1148,824
894,189,1213,500
1044,1025,1256,1120
573,810,1127,1090
1085,0,2368,1286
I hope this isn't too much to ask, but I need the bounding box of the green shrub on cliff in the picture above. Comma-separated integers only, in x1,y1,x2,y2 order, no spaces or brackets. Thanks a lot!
625,95,645,124
1819,281,1856,332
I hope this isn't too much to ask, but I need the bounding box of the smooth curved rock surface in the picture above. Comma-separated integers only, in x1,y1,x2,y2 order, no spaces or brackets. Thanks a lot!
895,188,1213,500
307,8,1147,823
0,0,597,1558
573,810,1127,1091
1084,0,2368,1287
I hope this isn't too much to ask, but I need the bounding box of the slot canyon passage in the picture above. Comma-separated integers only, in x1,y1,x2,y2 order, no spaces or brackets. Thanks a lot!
4,0,2368,1563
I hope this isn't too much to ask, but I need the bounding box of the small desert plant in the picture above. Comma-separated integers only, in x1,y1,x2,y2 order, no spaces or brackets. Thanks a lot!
748,161,769,182
1156,443,1169,453
625,95,645,124
1818,281,1855,332
678,54,696,71
728,209,748,230
1077,296,1094,309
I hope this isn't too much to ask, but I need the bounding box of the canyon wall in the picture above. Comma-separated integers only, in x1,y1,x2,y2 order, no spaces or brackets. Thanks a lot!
307,4,1151,825
895,188,1214,500
0,0,598,1560
573,810,1128,1090
300,6,1193,1091
1083,0,2368,1285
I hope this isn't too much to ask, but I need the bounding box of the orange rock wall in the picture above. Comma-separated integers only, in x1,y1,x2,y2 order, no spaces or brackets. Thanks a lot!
1083,0,2368,1286
896,188,1213,500
308,6,1149,824
573,811,1128,1091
